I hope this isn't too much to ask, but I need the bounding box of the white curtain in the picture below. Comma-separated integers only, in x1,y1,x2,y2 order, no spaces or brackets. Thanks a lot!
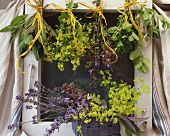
152,1,170,135
0,0,24,136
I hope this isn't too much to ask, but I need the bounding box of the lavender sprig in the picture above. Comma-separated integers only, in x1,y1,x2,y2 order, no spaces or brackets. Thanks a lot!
9,81,90,136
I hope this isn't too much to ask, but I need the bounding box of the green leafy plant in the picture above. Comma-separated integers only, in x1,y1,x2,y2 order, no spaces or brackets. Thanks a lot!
136,6,170,39
73,70,150,136
47,12,93,71
19,14,56,61
0,14,28,42
108,12,140,56
130,49,150,73
108,1,170,73
0,11,56,65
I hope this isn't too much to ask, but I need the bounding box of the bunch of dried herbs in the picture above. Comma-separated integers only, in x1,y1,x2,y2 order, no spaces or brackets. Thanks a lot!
0,12,56,64
47,12,93,71
108,0,170,73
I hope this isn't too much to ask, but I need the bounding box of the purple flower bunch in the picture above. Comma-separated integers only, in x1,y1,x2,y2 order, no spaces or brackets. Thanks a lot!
85,21,116,70
8,81,91,136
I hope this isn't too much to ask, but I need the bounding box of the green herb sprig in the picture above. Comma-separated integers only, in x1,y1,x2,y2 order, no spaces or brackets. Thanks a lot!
0,15,28,42
0,13,56,62
108,4,170,73
47,12,93,71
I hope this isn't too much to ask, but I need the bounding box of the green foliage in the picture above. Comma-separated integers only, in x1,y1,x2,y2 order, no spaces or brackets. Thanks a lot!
18,14,56,61
130,50,150,73
108,11,147,73
66,1,78,9
73,71,150,136
108,5,170,73
108,11,140,56
0,14,28,42
0,13,56,61
47,12,93,71
119,118,141,136
136,7,170,39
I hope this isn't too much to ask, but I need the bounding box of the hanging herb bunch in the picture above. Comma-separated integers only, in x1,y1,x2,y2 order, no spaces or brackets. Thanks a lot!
46,2,93,71
78,0,118,90
108,0,170,73
81,0,118,70
0,0,56,73
18,14,56,61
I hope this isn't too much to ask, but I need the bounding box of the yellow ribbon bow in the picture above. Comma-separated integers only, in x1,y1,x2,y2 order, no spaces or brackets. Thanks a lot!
116,0,147,42
16,0,49,74
79,1,118,63
47,3,87,52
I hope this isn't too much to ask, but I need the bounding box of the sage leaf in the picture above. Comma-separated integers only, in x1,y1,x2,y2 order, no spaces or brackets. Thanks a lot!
38,45,45,60
20,29,26,40
10,32,17,43
134,124,141,136
10,14,28,26
128,35,134,41
135,62,142,69
19,41,27,49
120,119,133,136
19,41,27,53
24,15,34,28
120,117,136,133
141,66,147,73
130,50,140,60
0,25,17,32
143,10,149,20
42,28,47,42
24,26,35,36
143,57,150,67
32,45,39,60
24,34,33,45
132,32,139,41
108,26,117,34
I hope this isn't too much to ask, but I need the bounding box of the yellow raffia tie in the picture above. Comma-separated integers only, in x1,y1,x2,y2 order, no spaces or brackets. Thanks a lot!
47,3,87,52
79,1,118,63
16,0,50,74
79,2,107,25
115,0,147,42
